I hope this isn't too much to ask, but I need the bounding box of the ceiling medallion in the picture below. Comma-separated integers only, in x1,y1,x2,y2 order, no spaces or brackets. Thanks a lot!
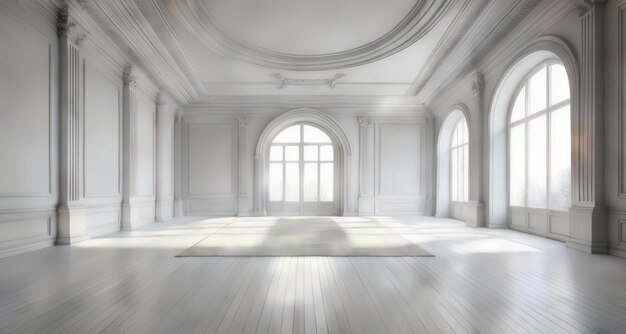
165,0,452,71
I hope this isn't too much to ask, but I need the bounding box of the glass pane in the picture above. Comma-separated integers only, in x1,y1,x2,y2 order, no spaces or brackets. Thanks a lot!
285,146,299,161
270,146,283,161
320,163,334,201
303,163,318,201
304,145,318,162
510,124,526,206
463,145,469,202
303,125,331,143
285,163,299,202
527,115,547,208
510,87,526,123
451,126,459,147
269,163,283,201
528,67,547,115
320,145,334,161
550,64,570,106
451,147,458,202
273,125,301,143
460,119,469,144
550,105,572,210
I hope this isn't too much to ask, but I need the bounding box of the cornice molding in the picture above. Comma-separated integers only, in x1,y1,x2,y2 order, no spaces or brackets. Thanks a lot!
79,0,203,105
427,0,573,110
414,0,543,102
184,96,430,118
164,0,453,71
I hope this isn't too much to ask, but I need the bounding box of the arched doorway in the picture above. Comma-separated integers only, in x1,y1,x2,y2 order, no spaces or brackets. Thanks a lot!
267,123,340,215
253,109,352,216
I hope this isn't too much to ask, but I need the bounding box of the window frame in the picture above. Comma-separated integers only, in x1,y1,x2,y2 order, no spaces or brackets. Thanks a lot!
268,123,336,208
506,59,571,212
450,117,469,203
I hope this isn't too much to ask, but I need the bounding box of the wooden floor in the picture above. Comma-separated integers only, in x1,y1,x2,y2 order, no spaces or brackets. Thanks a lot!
1,216,626,334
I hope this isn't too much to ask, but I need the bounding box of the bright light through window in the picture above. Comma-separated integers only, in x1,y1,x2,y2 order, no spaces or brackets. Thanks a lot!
451,117,469,202
509,62,571,211
269,124,334,204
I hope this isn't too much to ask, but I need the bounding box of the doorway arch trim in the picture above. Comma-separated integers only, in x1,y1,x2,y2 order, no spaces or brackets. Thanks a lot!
253,108,352,216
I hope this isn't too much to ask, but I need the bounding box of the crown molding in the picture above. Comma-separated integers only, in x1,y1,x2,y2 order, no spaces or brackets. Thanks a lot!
79,0,203,105
184,95,429,116
426,0,574,110
411,0,543,101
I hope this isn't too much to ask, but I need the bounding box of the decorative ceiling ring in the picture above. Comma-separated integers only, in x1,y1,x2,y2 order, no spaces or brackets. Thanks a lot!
165,0,453,71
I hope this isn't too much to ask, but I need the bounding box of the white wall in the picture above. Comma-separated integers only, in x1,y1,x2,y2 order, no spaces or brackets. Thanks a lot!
0,1,177,256
0,8,58,257
183,116,238,215
81,60,123,237
181,101,434,216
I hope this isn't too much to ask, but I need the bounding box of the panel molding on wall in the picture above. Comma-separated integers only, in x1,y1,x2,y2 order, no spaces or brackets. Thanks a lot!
0,8,58,257
0,11,54,200
135,96,157,198
183,121,238,215
83,61,122,199
374,120,431,214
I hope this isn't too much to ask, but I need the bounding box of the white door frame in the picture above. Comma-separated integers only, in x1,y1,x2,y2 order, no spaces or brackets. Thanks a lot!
253,108,352,216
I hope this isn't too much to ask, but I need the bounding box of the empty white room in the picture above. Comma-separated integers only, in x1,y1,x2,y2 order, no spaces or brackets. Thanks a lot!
1,0,626,333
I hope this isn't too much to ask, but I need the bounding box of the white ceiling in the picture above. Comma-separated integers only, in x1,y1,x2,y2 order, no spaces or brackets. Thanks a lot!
136,0,485,96
82,0,545,102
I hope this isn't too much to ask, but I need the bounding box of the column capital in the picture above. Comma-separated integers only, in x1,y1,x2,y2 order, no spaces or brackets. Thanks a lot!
358,115,370,126
57,5,74,39
575,0,606,16
123,66,137,88
471,72,485,96
238,115,250,127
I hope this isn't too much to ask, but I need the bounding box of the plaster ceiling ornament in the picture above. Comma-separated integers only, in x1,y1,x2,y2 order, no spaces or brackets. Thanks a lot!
164,0,452,71
271,73,345,89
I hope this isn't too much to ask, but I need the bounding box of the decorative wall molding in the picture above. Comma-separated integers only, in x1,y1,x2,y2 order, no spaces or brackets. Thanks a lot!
426,0,572,110
271,73,346,90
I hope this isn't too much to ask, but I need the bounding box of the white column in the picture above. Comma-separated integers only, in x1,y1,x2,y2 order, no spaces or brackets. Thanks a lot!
569,0,607,253
57,5,88,244
173,111,184,216
357,116,375,215
121,66,139,230
155,94,175,222
237,115,252,216
252,154,264,216
467,73,485,226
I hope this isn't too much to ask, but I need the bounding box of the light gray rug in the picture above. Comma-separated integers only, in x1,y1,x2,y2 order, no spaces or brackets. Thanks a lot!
178,217,433,257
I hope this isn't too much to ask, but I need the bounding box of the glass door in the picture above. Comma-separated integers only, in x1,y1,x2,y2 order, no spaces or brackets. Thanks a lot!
268,124,338,215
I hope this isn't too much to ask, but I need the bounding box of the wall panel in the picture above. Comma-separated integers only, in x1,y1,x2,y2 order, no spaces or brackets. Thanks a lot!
0,10,57,257
0,14,52,197
187,124,234,196
83,63,121,198
136,99,156,197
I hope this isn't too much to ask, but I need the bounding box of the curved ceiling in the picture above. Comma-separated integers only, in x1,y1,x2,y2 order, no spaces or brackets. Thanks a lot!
165,0,452,71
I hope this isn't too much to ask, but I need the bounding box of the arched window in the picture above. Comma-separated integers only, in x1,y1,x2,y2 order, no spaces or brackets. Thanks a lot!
508,61,571,211
268,123,337,215
451,118,469,202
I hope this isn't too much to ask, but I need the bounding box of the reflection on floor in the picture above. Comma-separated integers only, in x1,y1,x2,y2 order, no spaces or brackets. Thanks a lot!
1,216,626,334
179,217,432,257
